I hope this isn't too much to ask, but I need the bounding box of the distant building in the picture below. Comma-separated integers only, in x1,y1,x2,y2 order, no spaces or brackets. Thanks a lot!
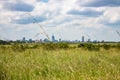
87,39,91,42
52,35,55,42
22,37,26,42
40,39,42,42
44,38,49,42
28,39,32,43
101,40,104,43
93,40,97,43
82,36,84,42
59,38,61,42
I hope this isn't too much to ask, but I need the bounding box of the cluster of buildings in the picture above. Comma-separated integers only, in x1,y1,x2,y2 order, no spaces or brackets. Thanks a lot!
21,35,61,43
20,35,98,43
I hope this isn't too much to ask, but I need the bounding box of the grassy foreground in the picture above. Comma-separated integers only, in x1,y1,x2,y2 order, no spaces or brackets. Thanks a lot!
0,43,120,80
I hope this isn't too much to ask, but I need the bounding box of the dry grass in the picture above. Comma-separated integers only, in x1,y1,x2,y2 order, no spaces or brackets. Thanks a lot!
0,44,120,80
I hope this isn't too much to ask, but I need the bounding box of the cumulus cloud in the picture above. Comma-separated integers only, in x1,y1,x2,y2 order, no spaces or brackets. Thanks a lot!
37,0,49,3
67,9,103,17
96,7,120,26
79,0,120,7
3,1,34,12
11,15,47,24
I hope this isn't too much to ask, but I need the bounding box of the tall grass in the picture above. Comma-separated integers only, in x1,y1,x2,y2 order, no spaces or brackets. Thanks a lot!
0,43,120,80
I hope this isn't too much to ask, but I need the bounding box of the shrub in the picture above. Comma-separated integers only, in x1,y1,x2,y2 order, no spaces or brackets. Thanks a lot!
0,40,10,45
41,43,58,50
85,44,100,51
11,44,27,52
78,43,100,51
116,43,120,50
41,42,69,50
102,44,111,50
57,43,69,49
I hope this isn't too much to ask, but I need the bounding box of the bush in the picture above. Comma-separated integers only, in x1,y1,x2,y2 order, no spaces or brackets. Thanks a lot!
85,44,100,51
57,43,69,49
116,44,120,50
42,43,58,50
78,43,85,48
78,43,100,51
11,44,28,52
41,42,69,50
102,44,111,50
0,40,10,45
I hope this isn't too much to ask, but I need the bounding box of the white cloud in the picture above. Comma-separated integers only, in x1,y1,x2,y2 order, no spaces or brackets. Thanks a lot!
96,7,120,26
0,0,120,41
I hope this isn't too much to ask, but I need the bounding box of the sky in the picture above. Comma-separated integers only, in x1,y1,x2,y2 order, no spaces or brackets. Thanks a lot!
0,0,120,41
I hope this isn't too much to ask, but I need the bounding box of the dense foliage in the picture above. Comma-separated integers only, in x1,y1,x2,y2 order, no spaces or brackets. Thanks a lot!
41,42,69,50
0,40,10,45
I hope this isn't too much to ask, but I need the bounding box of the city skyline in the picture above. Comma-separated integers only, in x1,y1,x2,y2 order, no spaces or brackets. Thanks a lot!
19,35,116,43
0,0,120,41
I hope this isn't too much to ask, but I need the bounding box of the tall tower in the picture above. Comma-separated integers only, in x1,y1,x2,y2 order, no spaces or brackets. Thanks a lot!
82,36,84,42
59,38,61,42
22,37,26,42
52,35,55,42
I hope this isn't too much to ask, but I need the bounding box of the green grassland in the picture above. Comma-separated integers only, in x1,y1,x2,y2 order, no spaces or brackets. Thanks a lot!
0,43,120,80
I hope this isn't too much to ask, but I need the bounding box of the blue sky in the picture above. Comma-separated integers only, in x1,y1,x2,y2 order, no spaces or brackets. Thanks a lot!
0,0,120,41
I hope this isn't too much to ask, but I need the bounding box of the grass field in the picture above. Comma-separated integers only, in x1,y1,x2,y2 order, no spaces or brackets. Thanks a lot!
0,43,120,80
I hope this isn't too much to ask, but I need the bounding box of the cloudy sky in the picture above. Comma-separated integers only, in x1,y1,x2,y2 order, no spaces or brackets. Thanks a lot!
0,0,120,41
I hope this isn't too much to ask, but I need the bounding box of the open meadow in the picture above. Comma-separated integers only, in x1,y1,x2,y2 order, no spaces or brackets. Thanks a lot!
0,43,120,80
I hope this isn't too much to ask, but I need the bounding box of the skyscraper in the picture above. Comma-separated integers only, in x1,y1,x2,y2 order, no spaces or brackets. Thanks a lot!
29,39,32,43
59,38,61,42
52,35,55,42
82,36,84,42
22,37,26,42
87,39,91,42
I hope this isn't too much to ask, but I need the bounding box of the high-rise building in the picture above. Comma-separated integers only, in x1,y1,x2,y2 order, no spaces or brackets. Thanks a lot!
40,39,42,42
87,39,91,42
52,35,55,42
29,39,32,43
44,38,49,42
22,37,26,42
59,38,61,42
82,36,84,42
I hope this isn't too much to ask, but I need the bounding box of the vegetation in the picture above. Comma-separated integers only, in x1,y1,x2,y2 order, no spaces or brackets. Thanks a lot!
0,40,10,45
78,43,100,51
0,43,120,80
41,42,69,50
